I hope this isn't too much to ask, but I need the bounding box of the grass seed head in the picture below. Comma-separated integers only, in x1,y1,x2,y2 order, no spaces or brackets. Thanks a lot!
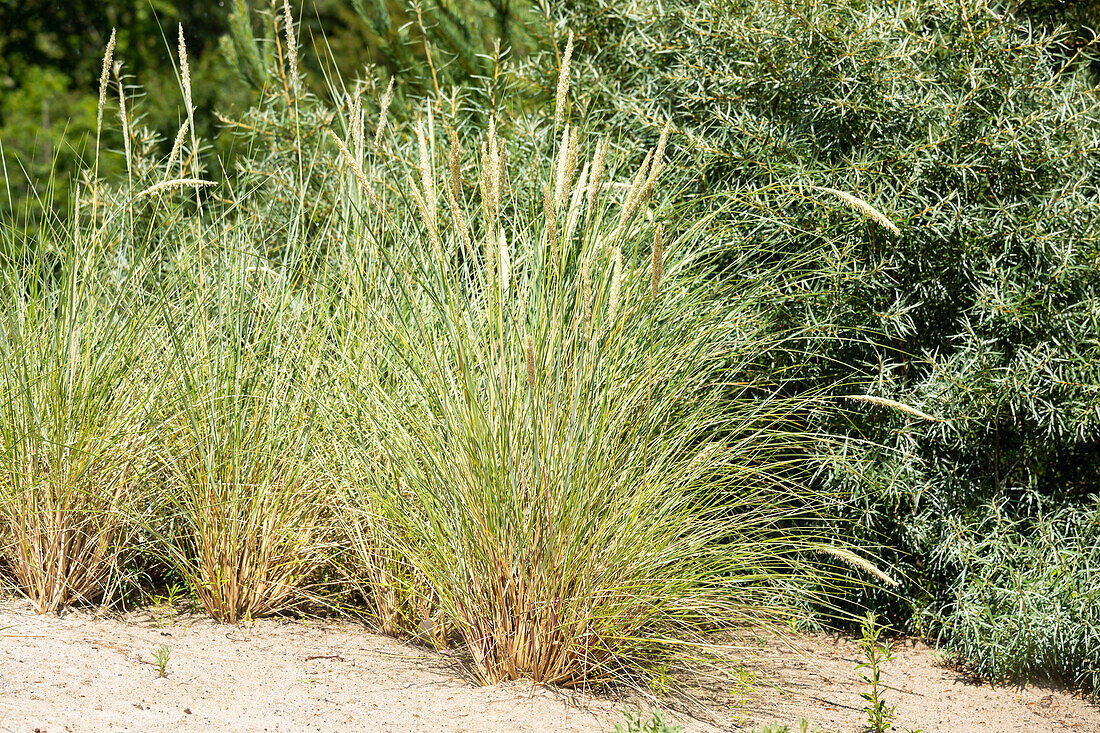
814,186,901,236
609,246,623,320
283,0,298,95
166,119,191,175
587,138,608,219
374,77,394,147
96,29,117,138
178,25,192,116
544,183,558,265
650,224,664,300
554,31,574,131
416,119,437,230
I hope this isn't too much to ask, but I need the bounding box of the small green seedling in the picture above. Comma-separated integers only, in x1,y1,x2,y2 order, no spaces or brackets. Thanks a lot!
153,644,171,678
731,664,760,726
609,709,682,733
856,612,895,732
751,720,815,733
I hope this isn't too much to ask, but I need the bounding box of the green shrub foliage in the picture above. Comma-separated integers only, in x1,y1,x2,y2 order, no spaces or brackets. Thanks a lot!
939,501,1100,690
549,0,1100,684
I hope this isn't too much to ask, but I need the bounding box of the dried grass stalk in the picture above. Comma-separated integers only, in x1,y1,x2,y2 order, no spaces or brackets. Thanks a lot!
844,394,939,421
650,224,664,300
814,186,901,236
553,31,574,131
96,29,117,138
136,178,215,199
374,77,395,147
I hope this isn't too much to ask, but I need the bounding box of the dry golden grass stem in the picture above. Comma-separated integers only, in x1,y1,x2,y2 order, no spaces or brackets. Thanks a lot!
4,441,142,613
813,186,901,236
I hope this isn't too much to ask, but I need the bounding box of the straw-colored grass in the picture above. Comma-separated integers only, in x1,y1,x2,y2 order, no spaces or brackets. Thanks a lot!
153,241,332,623
0,214,153,613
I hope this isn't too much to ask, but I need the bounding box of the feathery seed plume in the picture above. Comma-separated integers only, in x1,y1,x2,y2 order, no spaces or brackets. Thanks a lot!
608,246,623,320
445,131,474,258
373,77,394,147
178,25,193,117
617,150,652,231
350,86,364,159
650,224,664,300
416,119,437,231
283,0,299,95
553,125,570,208
166,119,191,175
816,547,897,587
587,138,607,219
497,139,508,201
641,121,670,201
553,31,574,131
408,174,443,263
96,29,117,138
544,184,558,266
844,395,938,421
814,186,901,236
327,129,380,206
556,128,580,210
136,178,216,199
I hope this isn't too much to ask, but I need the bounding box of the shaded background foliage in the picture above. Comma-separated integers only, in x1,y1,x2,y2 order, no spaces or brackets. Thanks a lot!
2,0,1099,692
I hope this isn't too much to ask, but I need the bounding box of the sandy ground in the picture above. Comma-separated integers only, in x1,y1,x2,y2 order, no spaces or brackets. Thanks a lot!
1,598,1098,733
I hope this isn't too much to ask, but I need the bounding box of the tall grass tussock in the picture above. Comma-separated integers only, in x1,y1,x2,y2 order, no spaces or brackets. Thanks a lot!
0,6,881,691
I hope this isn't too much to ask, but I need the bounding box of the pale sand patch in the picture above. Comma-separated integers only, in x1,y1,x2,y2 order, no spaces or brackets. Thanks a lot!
1,598,1097,732
723,631,1100,732
0,600,625,733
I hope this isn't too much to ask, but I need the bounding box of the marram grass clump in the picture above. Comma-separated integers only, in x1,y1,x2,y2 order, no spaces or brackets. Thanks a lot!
0,7,879,695
326,62,862,685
